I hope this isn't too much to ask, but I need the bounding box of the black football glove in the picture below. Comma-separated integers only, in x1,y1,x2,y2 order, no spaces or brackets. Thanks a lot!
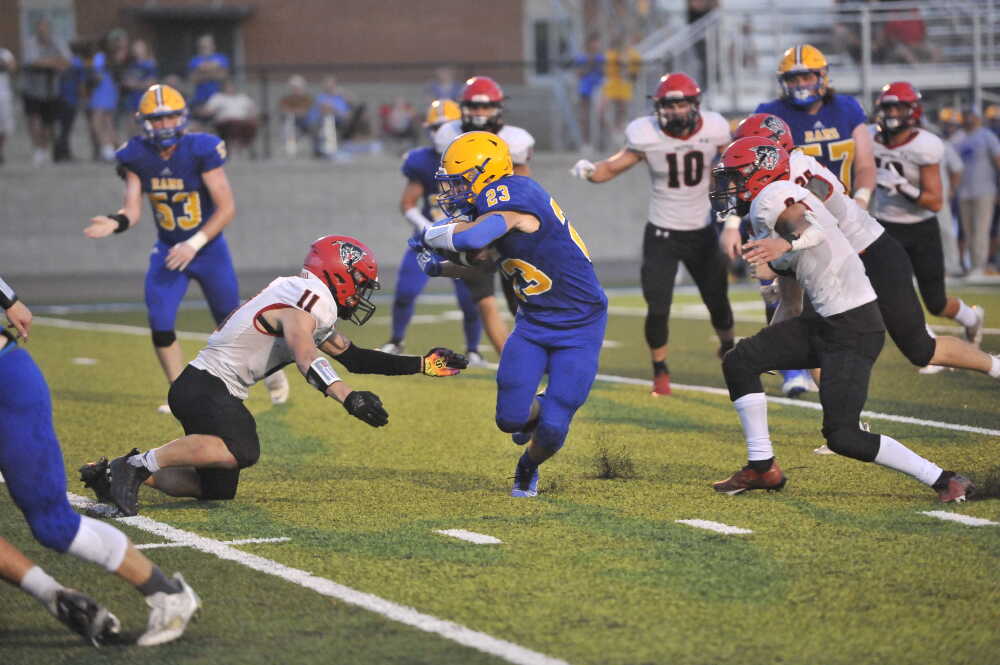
422,347,468,376
343,390,388,427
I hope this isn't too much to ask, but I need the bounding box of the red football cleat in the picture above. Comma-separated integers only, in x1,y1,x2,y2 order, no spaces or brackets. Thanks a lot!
651,372,671,396
712,461,787,495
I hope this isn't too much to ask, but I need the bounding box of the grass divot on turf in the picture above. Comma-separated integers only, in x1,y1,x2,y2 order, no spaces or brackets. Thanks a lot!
593,445,636,480
967,465,1000,500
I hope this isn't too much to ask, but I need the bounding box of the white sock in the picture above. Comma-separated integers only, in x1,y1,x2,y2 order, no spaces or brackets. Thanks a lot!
924,324,937,339
734,393,773,461
873,434,943,486
953,301,978,328
989,356,1000,379
21,566,63,612
128,448,161,473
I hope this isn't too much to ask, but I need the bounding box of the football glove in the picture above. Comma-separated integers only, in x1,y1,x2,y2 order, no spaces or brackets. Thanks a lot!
875,166,907,190
343,390,389,427
569,159,596,180
422,347,468,376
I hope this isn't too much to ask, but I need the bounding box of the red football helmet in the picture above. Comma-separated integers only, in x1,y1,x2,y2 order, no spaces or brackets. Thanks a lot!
710,137,790,216
733,113,795,153
303,235,380,325
875,81,922,136
652,73,701,136
460,76,504,133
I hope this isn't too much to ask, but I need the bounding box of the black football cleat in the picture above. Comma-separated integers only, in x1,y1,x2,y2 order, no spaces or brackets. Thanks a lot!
933,471,974,503
108,448,151,517
79,457,114,504
54,589,121,647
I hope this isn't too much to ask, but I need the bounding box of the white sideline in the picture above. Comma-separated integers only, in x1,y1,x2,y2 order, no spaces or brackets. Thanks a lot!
136,536,291,550
920,511,1000,527
63,491,571,665
434,529,503,544
34,315,1000,438
675,519,753,535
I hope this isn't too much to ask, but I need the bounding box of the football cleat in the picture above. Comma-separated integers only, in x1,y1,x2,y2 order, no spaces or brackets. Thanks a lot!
511,463,539,498
933,471,974,503
108,449,151,517
712,461,787,495
812,444,834,455
54,589,121,647
964,305,984,347
378,341,404,355
156,404,172,415
264,369,290,405
781,370,810,398
652,371,672,396
917,364,947,375
137,573,201,647
79,457,114,504
466,351,486,367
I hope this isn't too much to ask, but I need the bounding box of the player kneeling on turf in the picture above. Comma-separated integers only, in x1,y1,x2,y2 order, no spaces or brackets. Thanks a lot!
81,235,467,517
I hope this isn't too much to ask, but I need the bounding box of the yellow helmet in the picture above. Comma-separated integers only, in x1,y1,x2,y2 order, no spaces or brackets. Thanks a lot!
938,107,963,125
985,104,1000,121
136,84,188,149
424,99,461,129
776,44,829,107
435,131,513,217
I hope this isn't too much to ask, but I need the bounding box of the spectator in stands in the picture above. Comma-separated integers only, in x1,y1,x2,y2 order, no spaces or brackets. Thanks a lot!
425,66,462,102
0,47,15,165
572,33,605,151
955,108,1000,277
53,39,85,163
120,38,157,114
187,34,230,121
104,29,130,129
307,76,365,158
379,97,419,148
202,78,259,158
21,17,71,167
278,74,314,157
602,33,641,136
80,38,120,162
877,5,941,65
939,139,965,276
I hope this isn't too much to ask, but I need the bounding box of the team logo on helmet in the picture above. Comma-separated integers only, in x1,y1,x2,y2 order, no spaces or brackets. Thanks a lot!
338,241,365,269
751,145,779,171
762,115,785,136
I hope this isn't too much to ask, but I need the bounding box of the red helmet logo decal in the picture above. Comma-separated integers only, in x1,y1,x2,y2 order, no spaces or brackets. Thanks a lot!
337,241,365,270
751,145,779,171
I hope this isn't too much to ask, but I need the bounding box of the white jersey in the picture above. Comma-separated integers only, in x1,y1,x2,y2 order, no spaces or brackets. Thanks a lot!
789,151,884,253
190,272,339,400
750,181,877,318
871,127,943,224
433,121,535,165
625,111,730,231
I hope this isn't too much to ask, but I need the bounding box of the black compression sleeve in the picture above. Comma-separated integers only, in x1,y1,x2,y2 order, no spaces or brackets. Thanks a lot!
333,343,422,375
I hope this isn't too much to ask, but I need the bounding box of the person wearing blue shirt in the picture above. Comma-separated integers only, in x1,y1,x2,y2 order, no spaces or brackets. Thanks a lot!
121,38,158,113
572,34,605,149
186,34,229,114
422,131,608,497
83,84,289,409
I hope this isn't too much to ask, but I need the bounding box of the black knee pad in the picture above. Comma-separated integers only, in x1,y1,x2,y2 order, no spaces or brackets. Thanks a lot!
198,468,241,501
645,312,668,349
721,343,762,401
824,427,879,462
151,330,177,348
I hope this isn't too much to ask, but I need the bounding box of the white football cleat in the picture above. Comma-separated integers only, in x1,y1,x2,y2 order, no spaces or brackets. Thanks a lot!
378,342,403,355
137,573,200,647
264,370,290,405
156,404,172,415
466,351,485,367
813,444,835,455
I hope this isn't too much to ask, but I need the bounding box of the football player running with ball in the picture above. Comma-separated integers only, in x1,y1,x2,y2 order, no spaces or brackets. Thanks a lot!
84,84,290,411
569,73,735,396
708,138,974,502
421,132,608,498
81,236,468,517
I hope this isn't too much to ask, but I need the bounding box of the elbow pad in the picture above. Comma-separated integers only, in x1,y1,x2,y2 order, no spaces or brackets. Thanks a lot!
452,214,508,251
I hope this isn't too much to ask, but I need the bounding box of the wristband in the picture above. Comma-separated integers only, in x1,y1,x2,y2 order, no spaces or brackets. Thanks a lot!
404,207,433,233
853,187,872,207
184,230,209,252
422,223,458,252
722,214,742,230
0,276,17,310
109,213,130,234
896,181,921,202
305,357,342,394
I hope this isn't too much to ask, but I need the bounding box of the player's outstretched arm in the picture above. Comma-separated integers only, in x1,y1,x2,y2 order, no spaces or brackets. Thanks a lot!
85,170,142,239
321,331,467,377
570,147,642,183
422,210,539,253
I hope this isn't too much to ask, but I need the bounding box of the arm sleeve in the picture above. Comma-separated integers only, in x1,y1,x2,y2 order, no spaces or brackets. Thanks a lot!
332,343,422,375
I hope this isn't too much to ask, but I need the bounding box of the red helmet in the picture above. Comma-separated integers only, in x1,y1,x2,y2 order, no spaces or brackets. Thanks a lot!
733,113,795,153
303,235,380,325
652,73,701,136
875,81,922,136
710,137,790,216
460,76,504,133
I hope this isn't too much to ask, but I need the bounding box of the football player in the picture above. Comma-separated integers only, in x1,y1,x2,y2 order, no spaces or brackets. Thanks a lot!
0,278,199,647
379,99,508,362
871,82,985,347
755,45,876,209
84,84,289,410
569,73,735,396
708,138,974,502
422,132,608,497
81,236,467,517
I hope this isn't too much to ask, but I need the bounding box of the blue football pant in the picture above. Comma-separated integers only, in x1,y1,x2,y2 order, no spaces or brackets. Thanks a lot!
145,236,240,332
0,347,82,552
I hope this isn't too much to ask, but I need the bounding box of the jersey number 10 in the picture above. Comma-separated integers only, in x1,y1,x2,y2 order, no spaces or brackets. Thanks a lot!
664,152,704,188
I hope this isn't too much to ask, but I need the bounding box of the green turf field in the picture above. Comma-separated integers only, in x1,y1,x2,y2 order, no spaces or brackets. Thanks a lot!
2,287,998,665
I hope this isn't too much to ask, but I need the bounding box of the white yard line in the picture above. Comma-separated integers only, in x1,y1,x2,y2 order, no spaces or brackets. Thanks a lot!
136,536,291,550
60,492,570,665
919,511,1000,527
434,529,503,544
675,519,753,535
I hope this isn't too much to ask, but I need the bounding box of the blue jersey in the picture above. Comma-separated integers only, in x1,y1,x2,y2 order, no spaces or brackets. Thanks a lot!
755,95,868,192
401,146,447,221
473,175,607,329
116,133,227,246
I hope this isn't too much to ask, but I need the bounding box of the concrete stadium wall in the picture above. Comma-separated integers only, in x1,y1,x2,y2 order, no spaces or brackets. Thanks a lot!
2,152,656,302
